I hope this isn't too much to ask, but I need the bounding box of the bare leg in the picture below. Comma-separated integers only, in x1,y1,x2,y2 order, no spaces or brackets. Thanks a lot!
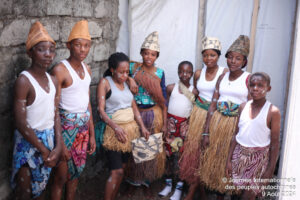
241,190,256,200
184,183,198,200
104,168,124,200
51,161,68,200
65,178,79,200
15,166,32,200
217,194,224,200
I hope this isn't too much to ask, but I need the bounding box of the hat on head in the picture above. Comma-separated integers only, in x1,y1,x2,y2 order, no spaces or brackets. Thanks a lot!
141,31,160,52
226,35,250,57
202,36,222,51
26,21,55,51
67,20,91,42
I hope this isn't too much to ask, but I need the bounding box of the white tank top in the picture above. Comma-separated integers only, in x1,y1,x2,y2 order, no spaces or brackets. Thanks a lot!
105,76,133,115
236,100,271,147
59,60,91,113
197,66,225,101
21,71,55,131
168,83,194,118
218,71,250,104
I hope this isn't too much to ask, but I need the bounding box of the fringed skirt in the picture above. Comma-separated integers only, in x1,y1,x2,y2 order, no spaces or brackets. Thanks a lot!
198,110,239,193
102,108,140,153
232,143,269,194
127,105,166,182
179,104,207,184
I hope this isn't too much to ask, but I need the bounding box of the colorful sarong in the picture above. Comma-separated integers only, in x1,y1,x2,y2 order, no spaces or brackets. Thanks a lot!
60,108,90,180
179,96,208,184
198,101,240,193
231,143,269,194
11,129,54,198
165,113,189,156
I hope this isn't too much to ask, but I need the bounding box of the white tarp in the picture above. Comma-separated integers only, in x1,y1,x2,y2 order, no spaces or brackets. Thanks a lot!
116,0,129,54
252,0,296,117
127,0,199,84
205,0,254,68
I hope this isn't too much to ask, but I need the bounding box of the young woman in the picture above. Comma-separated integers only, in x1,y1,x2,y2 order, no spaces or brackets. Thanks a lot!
179,37,227,200
200,35,252,199
97,52,150,200
127,31,167,198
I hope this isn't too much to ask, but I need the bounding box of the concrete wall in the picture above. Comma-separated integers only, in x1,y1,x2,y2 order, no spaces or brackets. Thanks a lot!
0,0,120,199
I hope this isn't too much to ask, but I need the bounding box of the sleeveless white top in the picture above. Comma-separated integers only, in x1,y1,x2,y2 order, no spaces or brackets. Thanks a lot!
105,76,133,115
168,83,194,118
218,71,250,104
197,66,225,101
236,100,271,147
21,71,55,131
59,60,91,113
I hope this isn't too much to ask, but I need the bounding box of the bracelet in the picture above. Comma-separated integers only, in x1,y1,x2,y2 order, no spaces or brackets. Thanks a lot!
202,133,209,136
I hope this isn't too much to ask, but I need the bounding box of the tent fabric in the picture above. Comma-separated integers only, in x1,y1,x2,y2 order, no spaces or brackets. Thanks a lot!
128,0,199,84
252,0,296,118
205,0,254,67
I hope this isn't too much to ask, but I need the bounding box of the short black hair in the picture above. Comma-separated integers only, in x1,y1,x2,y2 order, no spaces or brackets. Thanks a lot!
178,61,193,71
103,52,129,77
250,72,271,86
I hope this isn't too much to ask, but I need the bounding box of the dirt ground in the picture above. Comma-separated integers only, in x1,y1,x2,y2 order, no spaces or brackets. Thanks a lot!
75,169,276,200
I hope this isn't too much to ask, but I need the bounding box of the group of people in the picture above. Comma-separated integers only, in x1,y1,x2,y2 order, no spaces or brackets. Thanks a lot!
11,18,281,200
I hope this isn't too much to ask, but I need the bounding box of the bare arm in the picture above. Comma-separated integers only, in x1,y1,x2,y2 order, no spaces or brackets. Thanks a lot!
261,105,281,179
14,76,51,164
86,64,96,154
201,74,225,149
97,78,127,143
50,63,71,161
45,76,63,167
132,100,150,140
225,103,245,177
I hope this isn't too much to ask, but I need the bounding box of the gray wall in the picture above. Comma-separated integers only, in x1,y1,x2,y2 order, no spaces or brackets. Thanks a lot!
0,0,121,199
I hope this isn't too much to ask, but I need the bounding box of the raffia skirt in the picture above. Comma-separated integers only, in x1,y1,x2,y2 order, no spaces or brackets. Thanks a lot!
127,105,166,182
198,110,238,193
178,105,207,184
102,108,140,153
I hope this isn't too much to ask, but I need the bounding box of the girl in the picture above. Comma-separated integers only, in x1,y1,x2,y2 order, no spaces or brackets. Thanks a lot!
97,52,150,200
200,35,251,198
159,61,196,200
127,31,167,198
178,37,227,200
226,72,280,199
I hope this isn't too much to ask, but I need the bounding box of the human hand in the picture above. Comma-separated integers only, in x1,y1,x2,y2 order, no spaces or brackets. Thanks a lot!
161,124,167,138
201,135,210,150
225,159,232,178
141,127,150,141
87,136,96,155
41,147,50,164
115,126,127,143
45,148,60,167
129,79,138,94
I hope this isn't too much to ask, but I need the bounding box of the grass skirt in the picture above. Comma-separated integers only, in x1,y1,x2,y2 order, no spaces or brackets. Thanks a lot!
179,105,207,184
198,110,238,193
102,120,140,152
126,105,166,182
102,108,140,153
